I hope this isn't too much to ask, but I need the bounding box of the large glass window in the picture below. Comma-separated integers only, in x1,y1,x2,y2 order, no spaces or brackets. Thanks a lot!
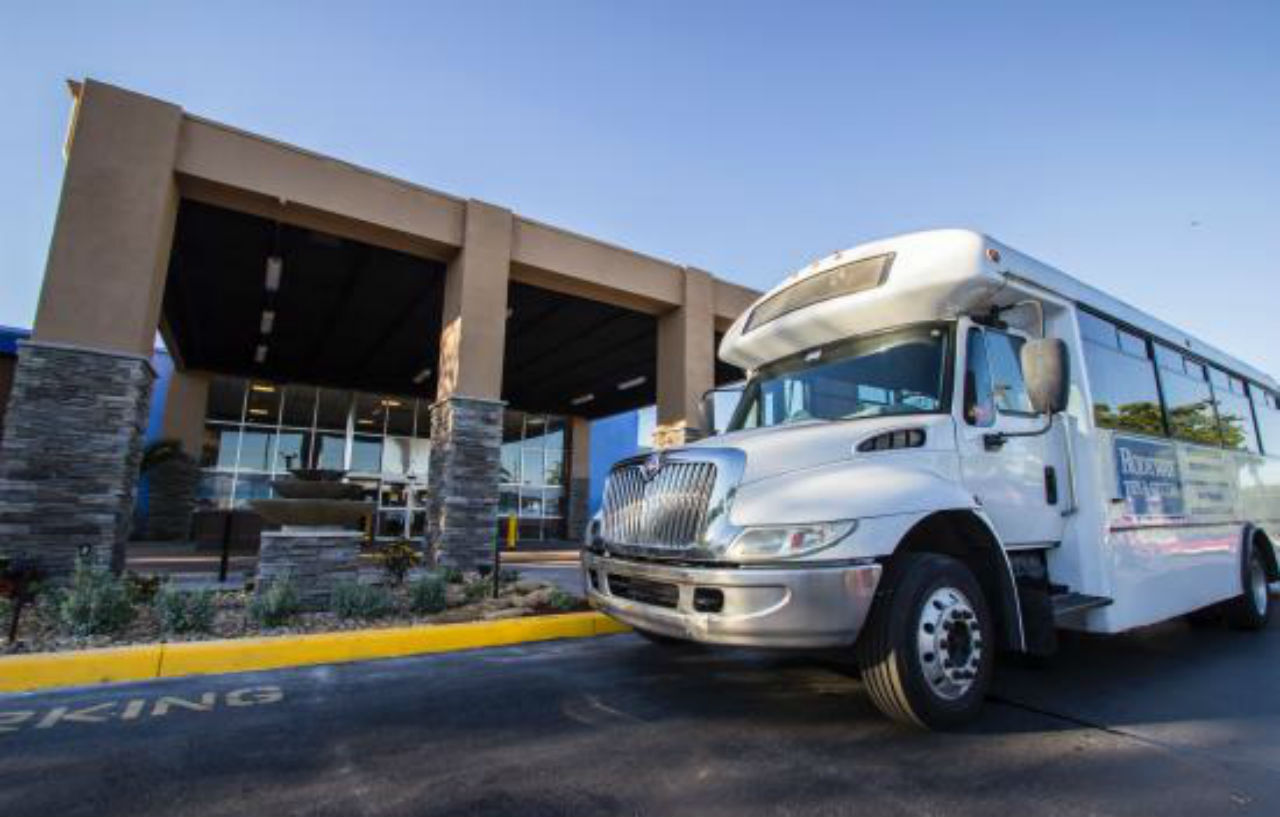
496,410,573,541
197,376,435,534
1079,311,1165,436
1156,347,1221,446
729,323,950,431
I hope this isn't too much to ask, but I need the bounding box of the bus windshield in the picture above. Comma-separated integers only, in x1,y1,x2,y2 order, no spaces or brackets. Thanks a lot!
728,323,951,431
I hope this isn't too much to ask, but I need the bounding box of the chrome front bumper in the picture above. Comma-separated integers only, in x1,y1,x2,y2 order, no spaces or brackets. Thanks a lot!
582,551,882,648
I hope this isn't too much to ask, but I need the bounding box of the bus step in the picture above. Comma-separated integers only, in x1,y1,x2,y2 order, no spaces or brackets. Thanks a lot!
1052,592,1112,620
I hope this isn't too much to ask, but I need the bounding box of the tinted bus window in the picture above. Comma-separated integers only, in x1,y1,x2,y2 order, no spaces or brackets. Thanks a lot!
1211,368,1261,453
1157,347,1221,446
1080,313,1164,436
1248,388,1280,457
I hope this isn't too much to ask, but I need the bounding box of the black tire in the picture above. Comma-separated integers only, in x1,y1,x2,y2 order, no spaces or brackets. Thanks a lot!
1226,542,1272,631
856,553,995,729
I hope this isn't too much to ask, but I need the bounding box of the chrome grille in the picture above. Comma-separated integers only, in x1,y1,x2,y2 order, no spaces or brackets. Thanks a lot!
600,460,718,549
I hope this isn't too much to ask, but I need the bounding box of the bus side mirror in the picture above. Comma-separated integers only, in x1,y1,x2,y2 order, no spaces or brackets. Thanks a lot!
1022,338,1070,415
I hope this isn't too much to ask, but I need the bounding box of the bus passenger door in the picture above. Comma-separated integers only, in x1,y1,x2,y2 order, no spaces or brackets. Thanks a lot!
957,325,1069,547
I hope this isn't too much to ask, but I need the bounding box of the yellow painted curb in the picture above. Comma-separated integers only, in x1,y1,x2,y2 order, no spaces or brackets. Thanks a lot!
0,612,630,694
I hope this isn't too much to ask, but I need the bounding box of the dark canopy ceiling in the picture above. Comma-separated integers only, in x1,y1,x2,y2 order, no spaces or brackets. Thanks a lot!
163,199,445,397
163,199,742,419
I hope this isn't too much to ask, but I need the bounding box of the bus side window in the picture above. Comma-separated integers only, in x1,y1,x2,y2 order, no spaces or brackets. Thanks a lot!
964,328,995,427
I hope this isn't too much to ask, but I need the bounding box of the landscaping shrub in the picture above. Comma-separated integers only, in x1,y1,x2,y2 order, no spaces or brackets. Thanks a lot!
463,578,492,603
58,560,135,636
248,577,300,627
408,574,448,614
498,568,521,585
330,582,396,620
124,572,164,605
440,566,464,585
153,588,215,634
377,541,422,585
545,588,581,612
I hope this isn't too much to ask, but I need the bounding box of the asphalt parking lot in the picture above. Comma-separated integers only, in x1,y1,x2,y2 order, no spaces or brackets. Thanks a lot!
2,612,1277,817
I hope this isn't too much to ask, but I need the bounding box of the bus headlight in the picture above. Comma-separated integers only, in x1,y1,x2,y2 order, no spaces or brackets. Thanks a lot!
726,520,857,561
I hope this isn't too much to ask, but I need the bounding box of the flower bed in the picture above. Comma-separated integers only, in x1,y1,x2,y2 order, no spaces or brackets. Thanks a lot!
2,565,586,656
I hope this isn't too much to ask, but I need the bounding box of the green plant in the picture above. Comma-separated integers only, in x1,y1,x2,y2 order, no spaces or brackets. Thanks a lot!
545,588,581,612
498,568,521,585
463,578,492,603
124,572,165,605
377,541,422,585
248,577,300,627
440,566,464,585
153,588,215,634
58,560,135,637
408,574,448,614
330,582,396,619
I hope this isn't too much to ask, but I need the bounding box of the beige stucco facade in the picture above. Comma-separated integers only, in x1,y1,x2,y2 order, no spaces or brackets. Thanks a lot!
38,79,758,439
3,77,761,572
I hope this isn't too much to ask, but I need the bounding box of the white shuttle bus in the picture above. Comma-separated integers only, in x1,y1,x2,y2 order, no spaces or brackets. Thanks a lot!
583,229,1280,729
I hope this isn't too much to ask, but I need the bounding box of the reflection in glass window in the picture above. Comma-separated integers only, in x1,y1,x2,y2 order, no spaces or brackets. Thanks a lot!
381,437,411,476
1157,348,1221,446
274,431,310,473
207,377,246,423
1250,388,1280,456
315,432,346,470
350,434,383,474
316,389,350,431
281,385,317,428
1214,381,1260,453
245,382,281,424
985,332,1033,414
238,430,274,472
963,328,995,427
1080,313,1165,437
203,426,240,470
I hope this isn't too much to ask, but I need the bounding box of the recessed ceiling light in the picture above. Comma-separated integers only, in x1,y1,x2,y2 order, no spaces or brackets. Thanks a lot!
617,376,646,391
260,310,276,335
411,367,432,384
264,256,283,292
570,393,595,406
248,408,270,416
250,384,276,393
254,344,268,364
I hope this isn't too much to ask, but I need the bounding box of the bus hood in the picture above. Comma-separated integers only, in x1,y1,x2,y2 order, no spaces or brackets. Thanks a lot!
687,414,957,486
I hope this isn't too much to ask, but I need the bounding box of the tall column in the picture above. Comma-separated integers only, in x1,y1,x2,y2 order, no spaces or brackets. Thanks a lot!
565,416,592,543
0,80,181,575
146,369,209,540
426,200,512,570
654,267,716,448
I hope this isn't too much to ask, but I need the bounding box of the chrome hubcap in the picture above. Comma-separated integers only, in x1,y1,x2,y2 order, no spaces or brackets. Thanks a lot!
1249,552,1269,613
917,586,983,701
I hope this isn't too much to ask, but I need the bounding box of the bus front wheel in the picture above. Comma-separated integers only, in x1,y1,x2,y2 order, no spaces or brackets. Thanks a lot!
856,553,994,730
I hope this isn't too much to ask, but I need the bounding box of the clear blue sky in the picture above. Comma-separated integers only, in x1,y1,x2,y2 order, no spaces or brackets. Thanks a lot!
2,1,1277,375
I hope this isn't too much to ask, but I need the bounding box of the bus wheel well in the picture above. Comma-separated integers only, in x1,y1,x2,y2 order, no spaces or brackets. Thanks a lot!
1249,527,1279,582
889,510,1023,651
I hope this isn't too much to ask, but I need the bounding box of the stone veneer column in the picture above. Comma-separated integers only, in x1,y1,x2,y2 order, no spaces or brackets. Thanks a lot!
426,396,505,570
0,343,155,575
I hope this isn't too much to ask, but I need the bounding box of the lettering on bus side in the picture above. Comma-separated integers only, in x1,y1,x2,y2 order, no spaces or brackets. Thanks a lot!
1115,435,1185,518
